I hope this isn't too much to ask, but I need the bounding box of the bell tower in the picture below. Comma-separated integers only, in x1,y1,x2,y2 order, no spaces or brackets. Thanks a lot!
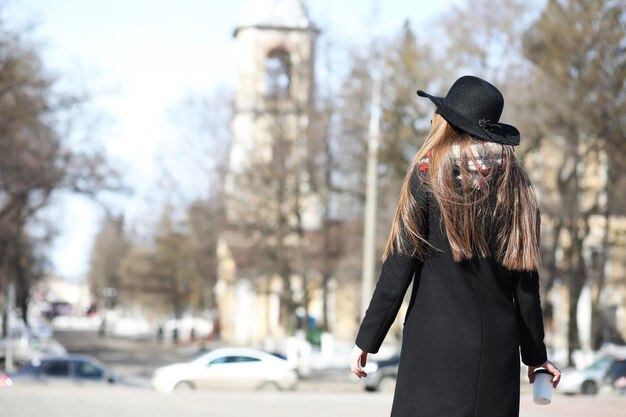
218,0,321,345
227,0,320,228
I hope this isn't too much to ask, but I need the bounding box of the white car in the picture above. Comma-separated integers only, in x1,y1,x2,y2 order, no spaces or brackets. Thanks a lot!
559,355,616,395
151,347,298,392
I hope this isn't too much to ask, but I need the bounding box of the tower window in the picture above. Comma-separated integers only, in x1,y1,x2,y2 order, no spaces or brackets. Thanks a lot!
265,48,291,98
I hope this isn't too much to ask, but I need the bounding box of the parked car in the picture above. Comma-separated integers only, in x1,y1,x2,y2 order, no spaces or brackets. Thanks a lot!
603,359,626,388
559,355,616,395
151,347,298,393
10,354,118,385
362,354,400,392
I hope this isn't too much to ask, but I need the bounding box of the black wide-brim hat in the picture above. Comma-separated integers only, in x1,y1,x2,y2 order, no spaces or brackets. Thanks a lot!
417,75,520,146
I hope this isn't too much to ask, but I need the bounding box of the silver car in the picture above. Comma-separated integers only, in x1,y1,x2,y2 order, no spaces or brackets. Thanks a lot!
362,354,400,392
151,347,298,392
558,355,616,395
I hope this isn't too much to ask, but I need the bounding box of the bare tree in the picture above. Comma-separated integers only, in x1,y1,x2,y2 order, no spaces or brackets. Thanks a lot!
88,213,131,310
524,0,626,361
0,17,119,333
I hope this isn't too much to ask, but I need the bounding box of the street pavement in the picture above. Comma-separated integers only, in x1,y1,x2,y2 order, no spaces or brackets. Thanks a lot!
9,331,616,417
1,384,625,417
53,330,195,378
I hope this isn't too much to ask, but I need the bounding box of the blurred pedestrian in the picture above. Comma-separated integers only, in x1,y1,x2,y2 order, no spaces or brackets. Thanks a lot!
172,326,179,345
350,76,561,416
98,316,107,338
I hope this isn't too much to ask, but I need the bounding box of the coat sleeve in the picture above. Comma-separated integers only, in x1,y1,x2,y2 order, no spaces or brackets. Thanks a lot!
355,169,427,354
512,269,548,366
355,253,420,353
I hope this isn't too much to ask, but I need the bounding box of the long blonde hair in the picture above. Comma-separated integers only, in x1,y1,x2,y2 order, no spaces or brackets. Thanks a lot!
383,114,540,271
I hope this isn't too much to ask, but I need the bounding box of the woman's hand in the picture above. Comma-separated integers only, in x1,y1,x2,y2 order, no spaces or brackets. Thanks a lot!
349,345,368,378
528,360,561,388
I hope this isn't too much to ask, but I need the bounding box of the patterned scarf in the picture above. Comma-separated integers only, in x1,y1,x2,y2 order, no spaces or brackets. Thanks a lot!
418,143,507,187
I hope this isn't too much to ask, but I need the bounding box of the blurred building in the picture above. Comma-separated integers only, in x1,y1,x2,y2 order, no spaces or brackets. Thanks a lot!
30,275,92,318
33,276,90,307
217,0,363,346
531,139,626,359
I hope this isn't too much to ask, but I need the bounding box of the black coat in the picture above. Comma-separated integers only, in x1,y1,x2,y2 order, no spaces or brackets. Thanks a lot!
355,173,547,417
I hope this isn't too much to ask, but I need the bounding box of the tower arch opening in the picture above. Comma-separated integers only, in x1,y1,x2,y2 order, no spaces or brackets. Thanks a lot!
265,48,291,99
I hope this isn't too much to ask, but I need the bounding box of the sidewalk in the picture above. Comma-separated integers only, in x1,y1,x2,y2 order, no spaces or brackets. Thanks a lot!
2,384,625,417
520,393,626,417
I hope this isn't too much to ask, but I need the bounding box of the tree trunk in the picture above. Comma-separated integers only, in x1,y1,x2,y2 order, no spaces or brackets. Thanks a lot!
320,274,330,332
281,295,298,335
567,268,584,366
567,282,582,365
542,217,563,298
319,112,334,333
279,257,297,335
590,170,613,349
2,289,7,338
566,213,589,366
18,293,29,328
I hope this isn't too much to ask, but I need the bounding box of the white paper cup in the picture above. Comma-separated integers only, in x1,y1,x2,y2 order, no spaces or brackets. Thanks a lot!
533,369,553,405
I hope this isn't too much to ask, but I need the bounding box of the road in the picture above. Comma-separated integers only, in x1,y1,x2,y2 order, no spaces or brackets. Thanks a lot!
2,384,626,417
1,331,616,417
53,330,195,378
53,330,362,391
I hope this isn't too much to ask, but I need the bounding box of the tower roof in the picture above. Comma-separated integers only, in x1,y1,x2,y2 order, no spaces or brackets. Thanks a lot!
235,0,316,35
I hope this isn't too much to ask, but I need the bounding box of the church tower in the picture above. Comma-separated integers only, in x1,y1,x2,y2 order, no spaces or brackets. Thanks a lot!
227,0,320,228
226,0,320,229
218,0,321,345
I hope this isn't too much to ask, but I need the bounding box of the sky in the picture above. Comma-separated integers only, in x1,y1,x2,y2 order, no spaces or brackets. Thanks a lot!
3,0,458,282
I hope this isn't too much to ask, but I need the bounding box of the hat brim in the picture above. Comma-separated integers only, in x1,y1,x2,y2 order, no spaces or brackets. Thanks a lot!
416,90,520,146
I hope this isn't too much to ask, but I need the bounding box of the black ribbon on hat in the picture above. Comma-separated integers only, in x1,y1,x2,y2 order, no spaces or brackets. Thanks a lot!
478,119,502,142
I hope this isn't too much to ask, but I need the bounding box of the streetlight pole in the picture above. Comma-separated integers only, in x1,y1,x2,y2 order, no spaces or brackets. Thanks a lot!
360,73,382,319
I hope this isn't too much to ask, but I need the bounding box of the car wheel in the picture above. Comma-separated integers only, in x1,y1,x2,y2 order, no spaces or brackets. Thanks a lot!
174,381,195,391
378,376,396,393
257,381,281,391
581,380,597,395
285,381,298,391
